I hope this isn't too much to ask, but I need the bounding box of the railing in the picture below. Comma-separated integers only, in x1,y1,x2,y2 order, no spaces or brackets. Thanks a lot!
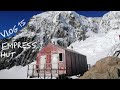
27,62,66,79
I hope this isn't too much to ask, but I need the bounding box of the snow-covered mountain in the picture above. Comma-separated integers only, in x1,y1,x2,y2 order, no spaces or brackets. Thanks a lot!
68,11,120,65
23,11,99,47
99,11,120,33
1,11,120,71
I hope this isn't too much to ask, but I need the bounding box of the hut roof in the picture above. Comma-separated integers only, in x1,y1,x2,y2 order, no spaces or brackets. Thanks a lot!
47,43,86,56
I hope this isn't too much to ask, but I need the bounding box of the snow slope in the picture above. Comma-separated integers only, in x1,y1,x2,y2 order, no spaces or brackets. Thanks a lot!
0,66,27,79
0,62,37,79
68,29,120,65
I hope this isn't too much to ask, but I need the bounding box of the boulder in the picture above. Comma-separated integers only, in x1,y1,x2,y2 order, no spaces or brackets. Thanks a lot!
80,56,120,79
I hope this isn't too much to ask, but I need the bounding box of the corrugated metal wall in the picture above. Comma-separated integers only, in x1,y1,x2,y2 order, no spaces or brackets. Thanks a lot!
65,50,71,76
65,50,88,76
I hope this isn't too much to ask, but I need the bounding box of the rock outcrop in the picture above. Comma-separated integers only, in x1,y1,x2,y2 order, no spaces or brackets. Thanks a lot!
80,56,120,79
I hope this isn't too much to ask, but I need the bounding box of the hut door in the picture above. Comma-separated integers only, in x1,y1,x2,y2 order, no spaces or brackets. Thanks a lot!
46,52,51,63
40,55,46,69
51,54,59,69
46,52,51,69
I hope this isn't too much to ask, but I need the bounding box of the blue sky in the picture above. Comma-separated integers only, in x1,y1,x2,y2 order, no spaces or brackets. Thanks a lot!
76,11,109,17
0,11,109,39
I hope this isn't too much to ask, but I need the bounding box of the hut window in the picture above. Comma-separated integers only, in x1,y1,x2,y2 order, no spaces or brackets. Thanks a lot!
59,53,63,61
